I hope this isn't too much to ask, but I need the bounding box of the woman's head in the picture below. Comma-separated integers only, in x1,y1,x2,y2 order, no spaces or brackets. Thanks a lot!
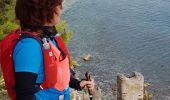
15,0,63,28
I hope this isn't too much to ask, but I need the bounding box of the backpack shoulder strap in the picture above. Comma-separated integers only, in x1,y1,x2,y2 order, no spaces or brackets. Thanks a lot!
20,32,43,47
54,36,71,64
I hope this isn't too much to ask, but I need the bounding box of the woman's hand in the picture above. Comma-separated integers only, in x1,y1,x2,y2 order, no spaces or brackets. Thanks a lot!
80,79,94,92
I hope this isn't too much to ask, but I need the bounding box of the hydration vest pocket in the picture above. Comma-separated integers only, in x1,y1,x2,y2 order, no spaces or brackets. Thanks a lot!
41,42,70,91
55,56,70,91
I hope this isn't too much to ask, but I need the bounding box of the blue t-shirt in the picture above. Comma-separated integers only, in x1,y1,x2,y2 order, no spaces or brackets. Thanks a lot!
13,38,70,100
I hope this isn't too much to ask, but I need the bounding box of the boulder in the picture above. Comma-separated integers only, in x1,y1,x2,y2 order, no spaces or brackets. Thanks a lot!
117,72,144,100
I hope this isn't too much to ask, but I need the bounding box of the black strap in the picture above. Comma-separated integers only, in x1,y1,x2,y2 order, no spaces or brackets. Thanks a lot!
22,25,58,38
20,33,43,47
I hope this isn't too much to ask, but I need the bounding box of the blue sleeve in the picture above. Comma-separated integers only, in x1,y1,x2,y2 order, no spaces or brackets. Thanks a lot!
13,38,42,74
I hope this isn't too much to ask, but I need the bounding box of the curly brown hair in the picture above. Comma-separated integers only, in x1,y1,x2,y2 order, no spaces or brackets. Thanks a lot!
15,0,63,29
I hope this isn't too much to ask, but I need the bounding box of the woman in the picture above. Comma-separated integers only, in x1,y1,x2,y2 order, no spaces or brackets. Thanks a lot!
13,0,94,99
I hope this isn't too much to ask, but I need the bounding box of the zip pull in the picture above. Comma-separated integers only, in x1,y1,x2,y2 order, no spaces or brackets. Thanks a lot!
42,38,50,50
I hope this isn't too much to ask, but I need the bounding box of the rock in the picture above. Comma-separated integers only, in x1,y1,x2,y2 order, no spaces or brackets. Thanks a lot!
143,90,152,100
144,82,151,88
117,72,144,100
71,60,80,68
112,84,117,96
70,89,88,100
83,54,92,61
92,86,102,100
168,86,170,90
71,57,80,68
70,85,102,100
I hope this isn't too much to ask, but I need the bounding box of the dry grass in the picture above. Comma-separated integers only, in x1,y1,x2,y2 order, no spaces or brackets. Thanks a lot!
0,95,10,100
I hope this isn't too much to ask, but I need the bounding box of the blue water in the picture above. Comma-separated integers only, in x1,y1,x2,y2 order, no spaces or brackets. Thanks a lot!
63,0,170,99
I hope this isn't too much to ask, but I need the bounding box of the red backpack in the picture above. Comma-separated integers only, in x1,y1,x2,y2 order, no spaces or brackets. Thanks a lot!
0,29,70,100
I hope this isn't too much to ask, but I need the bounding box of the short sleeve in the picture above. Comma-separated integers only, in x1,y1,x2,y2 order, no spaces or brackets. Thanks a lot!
13,38,43,74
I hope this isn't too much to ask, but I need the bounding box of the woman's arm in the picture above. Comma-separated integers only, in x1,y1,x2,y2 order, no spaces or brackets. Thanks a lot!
13,38,43,100
69,76,82,90
14,72,40,100
69,69,94,91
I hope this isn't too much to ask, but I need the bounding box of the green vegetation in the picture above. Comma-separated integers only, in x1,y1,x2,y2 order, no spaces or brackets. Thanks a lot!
55,20,73,44
0,0,18,40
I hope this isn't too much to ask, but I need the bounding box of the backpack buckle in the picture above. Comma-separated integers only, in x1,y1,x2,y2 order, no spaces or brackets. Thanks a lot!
59,94,64,100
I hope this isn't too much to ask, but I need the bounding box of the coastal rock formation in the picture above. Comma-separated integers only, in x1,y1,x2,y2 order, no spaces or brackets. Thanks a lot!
70,85,102,100
117,72,144,100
